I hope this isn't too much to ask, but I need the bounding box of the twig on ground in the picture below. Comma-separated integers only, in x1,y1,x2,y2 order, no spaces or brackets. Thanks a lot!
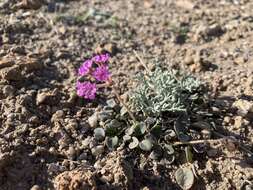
173,133,253,156
173,138,225,146
133,50,151,74
213,131,253,156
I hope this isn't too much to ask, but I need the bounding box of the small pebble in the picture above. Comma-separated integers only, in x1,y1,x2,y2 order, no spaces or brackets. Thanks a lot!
91,145,104,156
30,185,41,190
88,112,98,128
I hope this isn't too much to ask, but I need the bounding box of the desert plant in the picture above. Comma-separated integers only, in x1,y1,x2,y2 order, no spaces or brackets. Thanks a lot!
131,67,201,116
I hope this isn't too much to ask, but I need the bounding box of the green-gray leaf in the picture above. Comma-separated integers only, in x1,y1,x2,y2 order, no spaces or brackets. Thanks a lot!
94,128,105,141
105,136,119,150
164,144,174,155
129,137,139,149
123,134,131,142
139,139,153,151
175,167,194,190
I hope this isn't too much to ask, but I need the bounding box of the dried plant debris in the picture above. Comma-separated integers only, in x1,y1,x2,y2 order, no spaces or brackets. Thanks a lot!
131,68,202,116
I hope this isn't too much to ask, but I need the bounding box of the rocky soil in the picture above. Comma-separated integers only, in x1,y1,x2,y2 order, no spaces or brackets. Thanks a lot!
0,0,252,189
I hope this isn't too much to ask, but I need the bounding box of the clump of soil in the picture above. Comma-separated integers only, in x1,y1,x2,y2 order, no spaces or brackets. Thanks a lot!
54,168,96,190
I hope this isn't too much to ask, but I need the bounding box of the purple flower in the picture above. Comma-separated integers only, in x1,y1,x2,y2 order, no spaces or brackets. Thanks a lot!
93,65,110,82
78,60,93,76
92,53,110,63
76,81,97,100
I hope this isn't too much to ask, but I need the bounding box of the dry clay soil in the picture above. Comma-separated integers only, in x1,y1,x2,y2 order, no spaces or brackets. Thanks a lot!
0,0,253,190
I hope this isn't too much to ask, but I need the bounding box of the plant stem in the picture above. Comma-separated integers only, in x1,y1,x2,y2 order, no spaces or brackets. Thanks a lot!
96,79,137,123
134,50,151,74
111,85,137,124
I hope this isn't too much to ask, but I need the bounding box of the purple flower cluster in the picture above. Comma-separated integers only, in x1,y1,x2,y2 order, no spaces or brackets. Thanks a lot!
92,54,110,63
76,81,96,100
76,53,111,100
93,65,110,82
78,60,92,76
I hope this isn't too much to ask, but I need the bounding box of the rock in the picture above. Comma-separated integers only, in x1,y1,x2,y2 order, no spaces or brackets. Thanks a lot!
0,59,15,69
201,129,211,139
225,19,240,30
120,106,128,117
1,33,9,44
225,137,237,152
97,110,114,122
223,116,231,124
2,85,15,96
30,185,41,190
95,43,118,55
20,57,43,71
89,138,97,149
207,148,218,157
194,23,224,41
58,26,67,34
10,46,26,55
174,34,187,44
29,116,40,124
55,50,72,59
49,147,57,154
206,24,224,37
234,57,246,65
91,145,104,156
120,92,129,103
233,116,243,129
67,146,76,159
67,92,77,104
0,66,23,81
175,0,195,10
233,99,253,116
184,55,194,65
77,152,88,160
48,163,62,174
94,160,103,169
88,112,98,128
36,90,60,105
104,43,118,55
95,45,103,54
245,184,253,190
51,110,65,122
106,99,117,109
143,0,154,8
15,0,44,10
82,137,92,148
0,55,42,81
47,1,56,12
